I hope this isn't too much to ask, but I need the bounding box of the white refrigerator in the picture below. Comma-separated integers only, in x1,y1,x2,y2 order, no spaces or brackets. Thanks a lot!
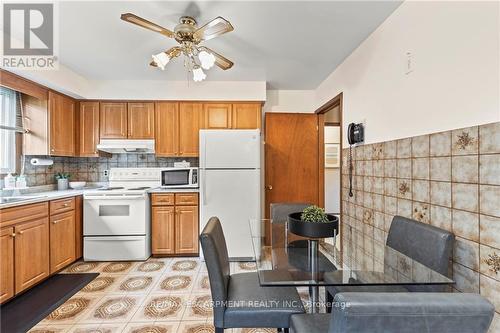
199,129,261,260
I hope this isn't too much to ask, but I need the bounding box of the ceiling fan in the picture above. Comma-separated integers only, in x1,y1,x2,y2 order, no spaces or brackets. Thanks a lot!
121,13,234,82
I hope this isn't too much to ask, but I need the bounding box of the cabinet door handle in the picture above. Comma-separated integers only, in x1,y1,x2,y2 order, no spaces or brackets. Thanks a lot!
63,203,69,207
52,220,60,224
10,233,16,238
17,231,24,235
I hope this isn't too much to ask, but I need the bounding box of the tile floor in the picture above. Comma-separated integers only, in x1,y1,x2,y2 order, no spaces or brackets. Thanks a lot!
28,257,313,333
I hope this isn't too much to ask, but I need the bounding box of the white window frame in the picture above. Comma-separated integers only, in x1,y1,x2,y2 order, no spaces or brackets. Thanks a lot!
0,87,18,174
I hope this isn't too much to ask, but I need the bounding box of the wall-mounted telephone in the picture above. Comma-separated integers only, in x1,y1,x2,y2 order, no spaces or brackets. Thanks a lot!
348,123,364,145
347,123,364,197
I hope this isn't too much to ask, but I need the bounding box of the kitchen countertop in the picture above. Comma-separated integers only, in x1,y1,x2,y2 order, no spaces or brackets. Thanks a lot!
0,187,200,209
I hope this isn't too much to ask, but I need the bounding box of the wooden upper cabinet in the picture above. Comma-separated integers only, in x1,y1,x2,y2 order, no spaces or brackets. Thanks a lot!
232,103,261,129
100,102,127,139
128,102,155,139
14,218,50,293
48,91,76,156
79,101,100,156
155,102,179,157
49,211,76,273
0,227,15,303
179,102,203,156
203,103,232,129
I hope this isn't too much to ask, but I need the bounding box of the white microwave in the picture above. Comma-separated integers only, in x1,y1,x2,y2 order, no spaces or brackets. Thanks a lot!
161,167,198,188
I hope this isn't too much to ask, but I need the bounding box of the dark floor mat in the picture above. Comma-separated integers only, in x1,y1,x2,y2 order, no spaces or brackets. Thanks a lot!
0,273,98,333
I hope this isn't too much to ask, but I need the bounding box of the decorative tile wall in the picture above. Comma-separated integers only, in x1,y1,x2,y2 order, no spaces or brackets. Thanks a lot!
22,155,198,186
341,122,500,321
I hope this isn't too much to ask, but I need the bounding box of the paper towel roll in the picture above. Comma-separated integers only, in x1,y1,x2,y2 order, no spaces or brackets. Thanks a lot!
30,158,53,166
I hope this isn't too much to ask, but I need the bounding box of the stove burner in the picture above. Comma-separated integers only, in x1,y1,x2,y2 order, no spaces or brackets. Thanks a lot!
98,187,125,191
127,187,151,190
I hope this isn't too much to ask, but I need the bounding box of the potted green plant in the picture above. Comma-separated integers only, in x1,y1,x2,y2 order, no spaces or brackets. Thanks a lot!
288,205,338,238
55,172,71,191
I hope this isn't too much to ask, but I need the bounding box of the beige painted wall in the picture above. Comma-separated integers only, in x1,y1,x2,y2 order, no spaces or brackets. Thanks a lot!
315,1,500,146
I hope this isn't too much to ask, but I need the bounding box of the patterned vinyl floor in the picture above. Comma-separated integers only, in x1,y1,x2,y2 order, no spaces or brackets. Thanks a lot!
28,257,314,333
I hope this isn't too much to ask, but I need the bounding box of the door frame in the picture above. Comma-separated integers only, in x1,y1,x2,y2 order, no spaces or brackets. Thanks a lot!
315,92,343,248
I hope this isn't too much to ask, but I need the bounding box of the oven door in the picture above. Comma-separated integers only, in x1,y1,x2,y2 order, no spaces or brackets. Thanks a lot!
161,169,191,187
83,194,147,236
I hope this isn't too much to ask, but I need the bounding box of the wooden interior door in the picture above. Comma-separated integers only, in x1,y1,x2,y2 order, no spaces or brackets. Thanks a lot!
79,101,100,157
179,102,203,157
100,102,127,138
14,218,50,293
155,102,179,157
232,103,261,129
49,211,76,273
128,102,155,138
0,227,15,303
175,206,199,254
49,91,75,156
151,206,175,255
265,113,319,240
203,103,232,129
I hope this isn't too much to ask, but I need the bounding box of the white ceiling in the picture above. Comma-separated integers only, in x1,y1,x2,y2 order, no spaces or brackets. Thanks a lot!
59,1,401,89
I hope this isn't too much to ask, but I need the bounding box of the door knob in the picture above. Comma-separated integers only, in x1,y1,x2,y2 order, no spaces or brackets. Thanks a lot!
266,185,273,190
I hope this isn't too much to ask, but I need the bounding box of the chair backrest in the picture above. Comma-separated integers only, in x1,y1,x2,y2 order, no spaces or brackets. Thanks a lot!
199,217,230,328
270,202,311,222
386,216,454,291
330,292,494,333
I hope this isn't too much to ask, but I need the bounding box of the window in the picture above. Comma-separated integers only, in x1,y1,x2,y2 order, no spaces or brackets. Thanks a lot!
0,87,20,174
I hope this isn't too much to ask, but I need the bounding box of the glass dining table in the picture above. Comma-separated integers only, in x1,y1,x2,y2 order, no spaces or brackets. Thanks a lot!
249,219,454,313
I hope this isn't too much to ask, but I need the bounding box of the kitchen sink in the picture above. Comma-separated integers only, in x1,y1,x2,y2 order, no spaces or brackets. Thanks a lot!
0,195,48,204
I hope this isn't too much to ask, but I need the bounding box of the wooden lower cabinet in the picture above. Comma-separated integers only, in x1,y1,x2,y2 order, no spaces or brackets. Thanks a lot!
0,197,82,304
152,206,176,255
175,206,199,254
152,193,199,256
50,211,76,273
0,227,15,303
14,218,50,293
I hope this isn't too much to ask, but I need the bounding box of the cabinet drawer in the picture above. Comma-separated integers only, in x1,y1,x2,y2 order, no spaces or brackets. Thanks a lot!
175,193,198,206
151,194,175,206
50,197,75,215
0,202,48,227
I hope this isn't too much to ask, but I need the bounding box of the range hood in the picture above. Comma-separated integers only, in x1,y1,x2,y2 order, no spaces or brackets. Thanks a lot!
97,139,155,154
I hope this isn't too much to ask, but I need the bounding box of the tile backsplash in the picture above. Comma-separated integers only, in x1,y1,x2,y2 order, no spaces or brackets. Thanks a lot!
21,155,198,186
341,121,500,318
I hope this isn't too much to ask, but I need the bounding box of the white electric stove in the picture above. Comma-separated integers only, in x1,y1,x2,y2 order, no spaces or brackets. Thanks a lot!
83,168,161,261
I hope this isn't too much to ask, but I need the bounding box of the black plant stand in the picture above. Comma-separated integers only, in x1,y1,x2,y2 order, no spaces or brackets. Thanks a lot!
287,213,339,313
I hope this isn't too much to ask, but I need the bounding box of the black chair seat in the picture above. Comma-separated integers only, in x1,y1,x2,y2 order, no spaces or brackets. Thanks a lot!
225,272,305,328
290,313,330,333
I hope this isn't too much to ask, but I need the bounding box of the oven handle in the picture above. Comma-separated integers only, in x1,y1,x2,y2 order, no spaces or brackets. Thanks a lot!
83,195,145,200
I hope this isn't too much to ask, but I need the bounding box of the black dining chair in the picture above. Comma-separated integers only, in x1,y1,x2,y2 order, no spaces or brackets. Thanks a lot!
200,216,305,333
291,292,494,333
325,215,455,311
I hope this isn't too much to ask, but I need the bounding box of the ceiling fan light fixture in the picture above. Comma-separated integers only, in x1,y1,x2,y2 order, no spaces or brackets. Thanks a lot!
152,52,170,70
198,50,216,70
193,66,206,82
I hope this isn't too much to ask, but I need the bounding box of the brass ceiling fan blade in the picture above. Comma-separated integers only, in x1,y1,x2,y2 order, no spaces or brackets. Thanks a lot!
121,13,175,38
198,46,233,70
193,16,233,41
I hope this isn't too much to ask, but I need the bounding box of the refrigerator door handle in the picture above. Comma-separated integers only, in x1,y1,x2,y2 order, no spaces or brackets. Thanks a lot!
202,169,207,205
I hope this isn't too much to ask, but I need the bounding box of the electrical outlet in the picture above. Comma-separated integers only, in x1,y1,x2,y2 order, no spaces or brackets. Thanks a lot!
103,170,109,177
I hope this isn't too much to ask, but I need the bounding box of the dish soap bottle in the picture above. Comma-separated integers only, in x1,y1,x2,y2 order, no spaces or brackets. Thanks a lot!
3,173,16,189
16,175,27,189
